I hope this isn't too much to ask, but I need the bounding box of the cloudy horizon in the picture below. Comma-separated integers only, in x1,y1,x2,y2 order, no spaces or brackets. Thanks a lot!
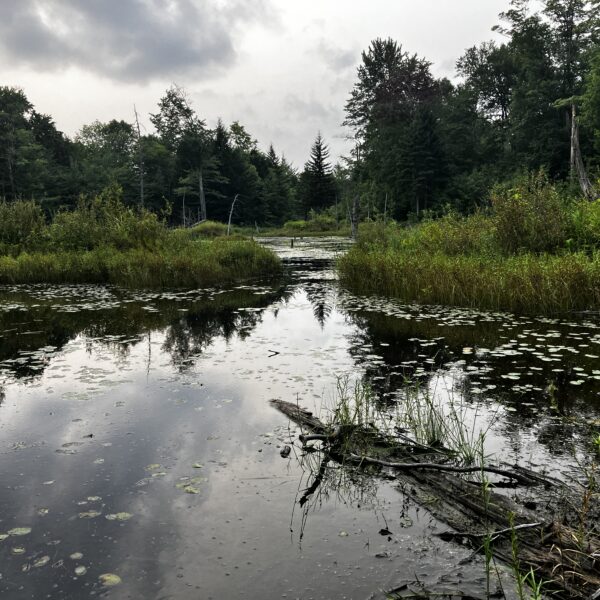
1,0,509,167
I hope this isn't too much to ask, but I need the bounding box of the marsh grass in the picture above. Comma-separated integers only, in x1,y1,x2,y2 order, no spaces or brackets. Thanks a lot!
397,377,493,467
323,374,494,469
341,248,600,313
0,240,280,287
326,376,380,429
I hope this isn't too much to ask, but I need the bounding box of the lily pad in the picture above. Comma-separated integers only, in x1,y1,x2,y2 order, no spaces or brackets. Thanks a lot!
8,527,31,536
33,556,50,568
75,565,87,576
78,511,101,519
105,512,133,521
99,573,122,587
70,552,84,560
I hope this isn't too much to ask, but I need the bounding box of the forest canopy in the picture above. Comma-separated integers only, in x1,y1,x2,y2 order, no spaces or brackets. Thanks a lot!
1,0,600,226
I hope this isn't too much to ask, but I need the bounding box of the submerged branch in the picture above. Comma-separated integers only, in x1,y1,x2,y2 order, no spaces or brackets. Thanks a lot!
347,453,538,486
436,521,544,542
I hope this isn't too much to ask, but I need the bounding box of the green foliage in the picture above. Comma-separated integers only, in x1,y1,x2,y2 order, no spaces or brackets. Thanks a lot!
568,199,600,249
0,184,281,287
491,172,569,254
392,210,496,256
582,48,600,154
0,200,46,252
47,185,165,251
283,212,338,233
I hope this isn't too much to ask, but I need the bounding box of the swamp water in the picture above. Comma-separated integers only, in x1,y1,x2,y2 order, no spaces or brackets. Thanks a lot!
0,237,599,599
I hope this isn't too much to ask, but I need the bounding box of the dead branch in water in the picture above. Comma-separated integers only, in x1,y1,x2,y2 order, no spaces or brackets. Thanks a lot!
270,399,600,599
346,453,538,486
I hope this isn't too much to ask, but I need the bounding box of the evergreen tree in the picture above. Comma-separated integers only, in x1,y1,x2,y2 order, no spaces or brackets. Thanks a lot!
300,133,336,218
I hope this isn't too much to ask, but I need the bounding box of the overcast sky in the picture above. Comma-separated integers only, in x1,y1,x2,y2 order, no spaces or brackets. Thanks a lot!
0,0,510,167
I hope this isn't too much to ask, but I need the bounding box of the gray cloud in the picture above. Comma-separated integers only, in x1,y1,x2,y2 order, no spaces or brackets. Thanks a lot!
0,0,275,82
284,94,338,122
315,40,358,72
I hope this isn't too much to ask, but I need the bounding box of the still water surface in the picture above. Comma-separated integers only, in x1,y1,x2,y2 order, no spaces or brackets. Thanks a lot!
0,237,599,599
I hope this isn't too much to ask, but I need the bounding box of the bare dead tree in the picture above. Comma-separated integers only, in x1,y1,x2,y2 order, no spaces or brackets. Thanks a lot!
198,170,207,222
227,193,240,235
570,102,597,200
133,105,144,209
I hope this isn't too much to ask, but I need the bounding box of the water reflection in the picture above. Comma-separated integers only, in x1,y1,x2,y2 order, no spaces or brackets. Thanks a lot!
0,284,292,381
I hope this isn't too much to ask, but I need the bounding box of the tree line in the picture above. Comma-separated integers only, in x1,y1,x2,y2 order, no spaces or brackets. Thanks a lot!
0,84,339,226
1,0,600,226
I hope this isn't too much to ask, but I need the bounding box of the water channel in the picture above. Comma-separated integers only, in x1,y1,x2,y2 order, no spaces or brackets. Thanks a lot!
0,237,599,599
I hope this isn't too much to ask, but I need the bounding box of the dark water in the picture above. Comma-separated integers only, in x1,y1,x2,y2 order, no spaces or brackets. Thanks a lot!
0,237,599,599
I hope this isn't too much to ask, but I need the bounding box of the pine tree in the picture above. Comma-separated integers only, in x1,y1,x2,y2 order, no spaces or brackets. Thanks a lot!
300,133,336,218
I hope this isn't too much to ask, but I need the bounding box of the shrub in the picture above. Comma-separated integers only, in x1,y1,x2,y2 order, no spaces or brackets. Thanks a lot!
0,200,46,251
47,185,166,251
283,220,308,232
491,172,568,254
283,213,338,233
568,199,600,250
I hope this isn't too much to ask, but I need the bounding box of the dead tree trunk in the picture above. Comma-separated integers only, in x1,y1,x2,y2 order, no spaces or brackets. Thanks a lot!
571,103,597,200
271,399,600,598
134,105,144,209
227,194,239,236
198,170,207,222
350,195,359,240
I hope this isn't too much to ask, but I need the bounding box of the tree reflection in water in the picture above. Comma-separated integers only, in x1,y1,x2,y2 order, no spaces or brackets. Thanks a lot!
290,443,380,544
0,284,291,381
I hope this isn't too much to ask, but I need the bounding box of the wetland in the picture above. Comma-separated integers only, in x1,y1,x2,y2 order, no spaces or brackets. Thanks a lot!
0,237,599,599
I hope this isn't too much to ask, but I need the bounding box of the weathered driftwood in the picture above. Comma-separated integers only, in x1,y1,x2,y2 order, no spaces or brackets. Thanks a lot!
270,399,600,599
346,453,536,486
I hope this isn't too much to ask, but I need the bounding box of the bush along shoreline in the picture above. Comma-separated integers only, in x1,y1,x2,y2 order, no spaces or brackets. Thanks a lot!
0,187,281,288
339,173,600,314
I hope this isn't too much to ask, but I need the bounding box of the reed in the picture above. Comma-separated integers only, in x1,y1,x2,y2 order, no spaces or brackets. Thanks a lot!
339,247,600,313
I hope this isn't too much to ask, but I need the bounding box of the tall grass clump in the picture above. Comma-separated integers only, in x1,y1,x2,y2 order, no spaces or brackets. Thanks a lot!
188,220,228,238
339,172,600,314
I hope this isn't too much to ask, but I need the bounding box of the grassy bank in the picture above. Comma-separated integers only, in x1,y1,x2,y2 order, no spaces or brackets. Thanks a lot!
0,189,281,287
339,174,600,313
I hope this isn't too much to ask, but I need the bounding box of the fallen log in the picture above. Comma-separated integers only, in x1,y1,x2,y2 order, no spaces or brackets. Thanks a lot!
270,399,600,599
346,453,537,486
